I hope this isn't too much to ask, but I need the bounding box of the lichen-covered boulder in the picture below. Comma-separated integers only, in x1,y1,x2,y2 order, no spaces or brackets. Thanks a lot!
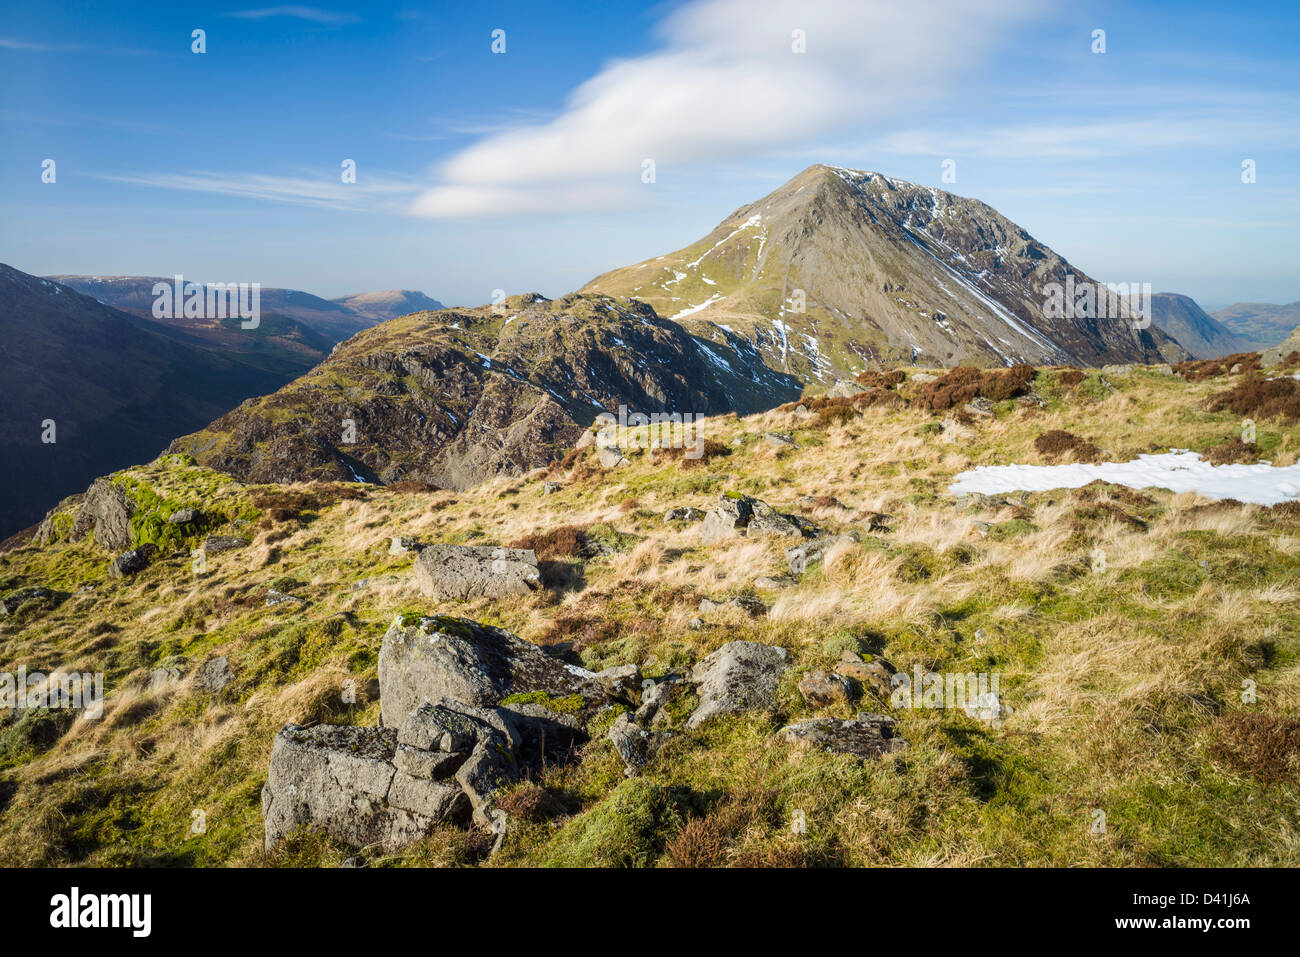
687,640,790,728
377,615,601,727
412,544,540,600
261,724,468,852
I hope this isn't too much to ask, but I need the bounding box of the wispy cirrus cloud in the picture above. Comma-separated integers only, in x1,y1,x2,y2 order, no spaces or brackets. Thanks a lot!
225,6,362,25
410,0,1045,219
94,169,418,210
0,36,81,52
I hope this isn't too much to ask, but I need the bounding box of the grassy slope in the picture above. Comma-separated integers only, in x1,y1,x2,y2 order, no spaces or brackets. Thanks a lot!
0,363,1298,867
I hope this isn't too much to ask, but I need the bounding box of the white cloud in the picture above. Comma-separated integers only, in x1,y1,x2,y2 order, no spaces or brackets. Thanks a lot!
411,0,1043,218
95,170,417,210
226,7,362,25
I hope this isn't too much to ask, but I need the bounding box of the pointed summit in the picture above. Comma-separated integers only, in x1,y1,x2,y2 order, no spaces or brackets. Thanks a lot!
584,165,1186,375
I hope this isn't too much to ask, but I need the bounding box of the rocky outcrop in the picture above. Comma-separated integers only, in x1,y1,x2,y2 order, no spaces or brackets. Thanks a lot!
69,479,135,551
798,670,859,708
376,615,603,727
194,656,235,693
700,493,810,546
263,611,618,850
687,640,790,728
1263,326,1300,367
412,544,540,601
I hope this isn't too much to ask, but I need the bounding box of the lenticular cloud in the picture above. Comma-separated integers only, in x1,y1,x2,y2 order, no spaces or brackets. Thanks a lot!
948,451,1300,506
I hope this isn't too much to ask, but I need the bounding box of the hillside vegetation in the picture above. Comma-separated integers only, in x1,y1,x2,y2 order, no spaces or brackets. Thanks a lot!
1,356,1298,867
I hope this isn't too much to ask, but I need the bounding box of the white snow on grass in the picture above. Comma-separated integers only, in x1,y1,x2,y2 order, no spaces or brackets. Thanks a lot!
949,451,1300,507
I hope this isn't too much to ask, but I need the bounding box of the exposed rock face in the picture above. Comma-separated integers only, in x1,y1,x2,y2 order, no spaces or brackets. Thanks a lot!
412,544,540,600
608,713,663,776
785,534,856,576
202,535,249,554
69,479,136,551
687,640,790,728
166,294,801,491
376,615,602,728
833,652,895,700
700,494,753,545
261,724,469,852
778,714,907,758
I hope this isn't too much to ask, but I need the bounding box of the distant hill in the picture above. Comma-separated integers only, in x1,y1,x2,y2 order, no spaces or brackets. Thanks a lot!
1210,302,1300,349
48,275,380,344
332,289,445,320
1146,293,1254,359
0,264,298,537
584,164,1186,376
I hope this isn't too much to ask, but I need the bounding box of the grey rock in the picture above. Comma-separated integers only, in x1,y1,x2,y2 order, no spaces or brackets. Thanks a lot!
778,713,907,758
798,670,859,708
826,379,860,398
833,652,895,699
1262,326,1300,367
598,446,628,469
412,544,540,601
746,500,803,538
262,724,455,852
0,586,56,616
393,744,465,780
608,713,661,776
69,479,136,551
499,702,586,763
793,404,813,420
785,534,855,576
167,508,200,525
542,481,563,495
910,372,938,383
753,575,797,590
202,536,249,554
148,663,186,691
455,741,518,827
698,595,766,618
377,615,600,727
108,543,158,578
700,494,754,545
763,431,796,448
687,640,790,728
663,506,705,523
387,771,470,821
194,656,235,693
265,588,306,608
593,663,642,700
389,536,424,556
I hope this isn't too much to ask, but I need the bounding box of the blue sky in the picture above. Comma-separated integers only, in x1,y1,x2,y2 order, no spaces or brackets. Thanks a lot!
1,0,1297,309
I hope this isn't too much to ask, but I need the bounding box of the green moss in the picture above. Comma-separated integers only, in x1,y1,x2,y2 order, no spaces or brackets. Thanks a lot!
501,691,586,716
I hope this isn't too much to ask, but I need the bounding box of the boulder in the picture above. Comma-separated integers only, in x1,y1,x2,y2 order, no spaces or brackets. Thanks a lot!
608,713,661,776
785,534,855,576
826,379,860,399
194,656,235,693
377,615,601,727
412,544,540,601
393,745,464,781
598,447,629,469
698,595,767,618
753,575,797,590
167,508,200,525
1263,325,1300,367
593,663,642,700
687,640,790,728
663,506,705,523
798,670,859,708
202,535,249,554
389,536,424,556
454,742,517,827
833,652,895,699
763,431,796,448
746,500,804,538
262,724,466,852
778,713,907,758
69,479,136,551
542,481,563,495
265,588,306,608
108,543,158,578
500,702,587,764
700,494,753,545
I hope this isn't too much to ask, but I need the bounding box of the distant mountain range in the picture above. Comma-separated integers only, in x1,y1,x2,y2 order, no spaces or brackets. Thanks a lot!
1145,293,1255,360
0,268,445,537
1209,302,1300,350
332,289,445,320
